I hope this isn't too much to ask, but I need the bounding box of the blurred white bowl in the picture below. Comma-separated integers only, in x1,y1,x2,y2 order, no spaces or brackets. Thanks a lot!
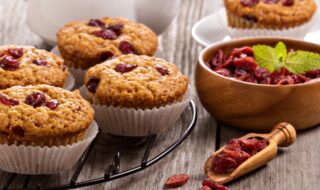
27,0,180,45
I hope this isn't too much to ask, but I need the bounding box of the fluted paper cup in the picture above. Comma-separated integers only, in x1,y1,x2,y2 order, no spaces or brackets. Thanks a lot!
63,73,75,90
80,86,192,136
0,121,99,174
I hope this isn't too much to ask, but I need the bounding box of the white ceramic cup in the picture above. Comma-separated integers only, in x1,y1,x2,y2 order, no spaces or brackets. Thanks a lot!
27,0,180,45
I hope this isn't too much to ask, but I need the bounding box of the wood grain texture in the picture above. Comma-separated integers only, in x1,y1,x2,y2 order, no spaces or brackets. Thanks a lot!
0,0,319,190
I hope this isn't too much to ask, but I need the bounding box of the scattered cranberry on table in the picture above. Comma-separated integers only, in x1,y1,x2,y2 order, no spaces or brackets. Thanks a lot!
165,174,189,188
202,179,228,190
213,138,269,174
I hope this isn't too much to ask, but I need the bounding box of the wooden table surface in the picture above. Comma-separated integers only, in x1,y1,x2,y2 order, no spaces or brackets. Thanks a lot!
1,0,320,189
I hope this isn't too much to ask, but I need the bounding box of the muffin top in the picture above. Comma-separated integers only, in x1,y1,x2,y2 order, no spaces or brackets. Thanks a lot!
57,17,158,69
0,85,94,144
224,0,317,28
84,54,189,109
0,45,69,89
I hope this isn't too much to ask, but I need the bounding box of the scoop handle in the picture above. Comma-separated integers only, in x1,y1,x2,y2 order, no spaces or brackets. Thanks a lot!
267,122,296,147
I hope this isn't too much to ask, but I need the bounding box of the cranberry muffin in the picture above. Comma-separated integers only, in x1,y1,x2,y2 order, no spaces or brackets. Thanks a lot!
57,17,158,69
224,0,317,29
0,45,68,89
84,54,189,109
0,85,94,147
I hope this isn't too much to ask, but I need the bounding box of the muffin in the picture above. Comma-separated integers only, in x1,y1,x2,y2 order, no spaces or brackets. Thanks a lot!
83,54,190,136
0,85,94,147
84,54,188,108
57,17,158,70
224,0,317,29
0,45,69,89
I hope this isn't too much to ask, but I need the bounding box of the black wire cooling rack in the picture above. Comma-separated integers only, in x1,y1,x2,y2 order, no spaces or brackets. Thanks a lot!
2,100,197,190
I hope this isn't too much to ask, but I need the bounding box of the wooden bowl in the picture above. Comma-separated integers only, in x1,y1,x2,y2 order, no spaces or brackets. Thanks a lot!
195,37,320,131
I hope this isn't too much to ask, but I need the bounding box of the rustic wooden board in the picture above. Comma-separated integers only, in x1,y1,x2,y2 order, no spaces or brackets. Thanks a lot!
0,0,319,190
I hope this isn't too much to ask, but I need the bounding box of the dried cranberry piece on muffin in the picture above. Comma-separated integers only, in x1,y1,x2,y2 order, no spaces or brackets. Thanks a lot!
0,85,94,147
84,54,189,109
57,17,158,69
0,45,69,89
224,0,317,29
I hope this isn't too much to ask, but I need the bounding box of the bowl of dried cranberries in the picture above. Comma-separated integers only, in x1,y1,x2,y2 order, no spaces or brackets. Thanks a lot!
195,37,320,131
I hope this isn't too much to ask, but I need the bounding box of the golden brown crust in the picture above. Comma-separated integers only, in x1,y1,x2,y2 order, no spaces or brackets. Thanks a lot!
84,54,189,109
0,85,95,146
57,17,158,69
224,0,317,29
0,45,69,89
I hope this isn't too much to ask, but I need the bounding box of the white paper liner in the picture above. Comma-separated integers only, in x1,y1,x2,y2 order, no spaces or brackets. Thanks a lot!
0,121,99,174
80,86,193,136
63,73,75,90
218,8,316,39
68,67,87,88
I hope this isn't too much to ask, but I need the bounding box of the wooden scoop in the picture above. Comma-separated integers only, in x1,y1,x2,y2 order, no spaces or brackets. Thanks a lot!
204,122,296,184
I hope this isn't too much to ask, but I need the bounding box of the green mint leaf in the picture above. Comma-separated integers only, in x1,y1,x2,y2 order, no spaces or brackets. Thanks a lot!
275,41,287,62
285,50,320,74
253,45,282,73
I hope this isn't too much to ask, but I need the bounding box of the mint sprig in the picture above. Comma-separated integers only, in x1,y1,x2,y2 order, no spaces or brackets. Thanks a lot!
252,42,320,74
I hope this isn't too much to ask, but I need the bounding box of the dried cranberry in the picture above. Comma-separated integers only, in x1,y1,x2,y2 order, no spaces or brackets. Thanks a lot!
155,64,169,75
114,63,137,74
305,69,320,79
119,41,137,54
88,19,105,27
240,0,260,7
99,51,114,62
25,92,46,108
210,49,224,68
277,76,294,85
165,174,189,188
0,94,19,106
262,0,279,3
233,57,257,71
107,23,124,36
201,185,212,190
213,138,268,174
215,68,231,77
92,29,118,40
254,67,271,81
32,58,48,66
7,48,24,59
282,0,294,6
86,77,100,93
0,56,20,71
12,126,24,137
231,46,253,57
45,100,59,110
202,179,228,190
